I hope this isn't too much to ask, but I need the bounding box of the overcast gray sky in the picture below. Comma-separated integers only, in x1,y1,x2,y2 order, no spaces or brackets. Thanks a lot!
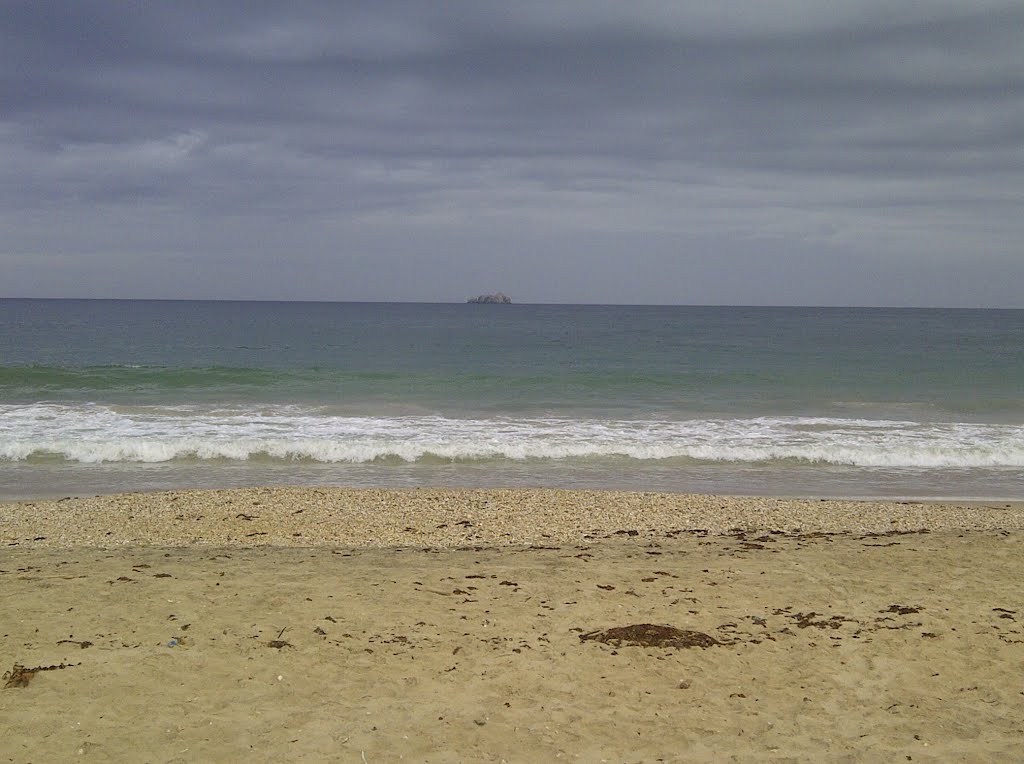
2,1,1022,306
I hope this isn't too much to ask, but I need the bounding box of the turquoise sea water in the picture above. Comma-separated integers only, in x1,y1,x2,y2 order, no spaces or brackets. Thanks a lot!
1,299,1022,500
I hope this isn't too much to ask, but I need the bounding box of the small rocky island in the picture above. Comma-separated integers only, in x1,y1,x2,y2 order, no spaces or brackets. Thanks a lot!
467,292,512,304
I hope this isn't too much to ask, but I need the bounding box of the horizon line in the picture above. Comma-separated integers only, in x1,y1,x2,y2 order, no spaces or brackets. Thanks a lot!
1,296,1022,310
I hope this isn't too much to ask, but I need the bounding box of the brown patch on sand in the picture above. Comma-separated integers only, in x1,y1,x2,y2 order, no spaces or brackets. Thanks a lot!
580,624,722,649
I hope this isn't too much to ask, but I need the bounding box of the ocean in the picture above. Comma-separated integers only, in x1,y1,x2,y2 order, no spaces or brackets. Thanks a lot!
1,299,1022,501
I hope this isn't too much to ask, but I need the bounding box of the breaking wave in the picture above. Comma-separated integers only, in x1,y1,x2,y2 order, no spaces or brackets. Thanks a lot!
2,403,1022,469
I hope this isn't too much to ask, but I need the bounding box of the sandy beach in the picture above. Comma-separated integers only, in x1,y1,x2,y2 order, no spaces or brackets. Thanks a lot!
3,488,1024,762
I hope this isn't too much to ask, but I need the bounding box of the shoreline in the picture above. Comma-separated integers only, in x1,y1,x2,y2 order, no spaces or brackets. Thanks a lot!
6,485,1024,506
3,486,1024,548
4,487,1024,760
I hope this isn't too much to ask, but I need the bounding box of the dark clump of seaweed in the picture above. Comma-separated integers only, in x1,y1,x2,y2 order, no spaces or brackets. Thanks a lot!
3,661,79,689
580,624,722,649
266,627,293,649
883,604,923,615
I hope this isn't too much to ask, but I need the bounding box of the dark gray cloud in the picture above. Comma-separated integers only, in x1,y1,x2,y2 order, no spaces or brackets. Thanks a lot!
2,1,1022,305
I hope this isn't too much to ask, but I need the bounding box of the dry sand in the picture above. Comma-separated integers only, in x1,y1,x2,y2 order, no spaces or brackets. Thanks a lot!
2,488,1023,762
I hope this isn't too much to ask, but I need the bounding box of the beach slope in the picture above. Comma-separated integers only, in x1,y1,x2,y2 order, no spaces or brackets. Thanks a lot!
2,488,1023,761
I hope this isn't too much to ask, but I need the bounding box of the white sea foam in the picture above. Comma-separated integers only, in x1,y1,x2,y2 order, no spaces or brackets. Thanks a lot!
1,403,1023,468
